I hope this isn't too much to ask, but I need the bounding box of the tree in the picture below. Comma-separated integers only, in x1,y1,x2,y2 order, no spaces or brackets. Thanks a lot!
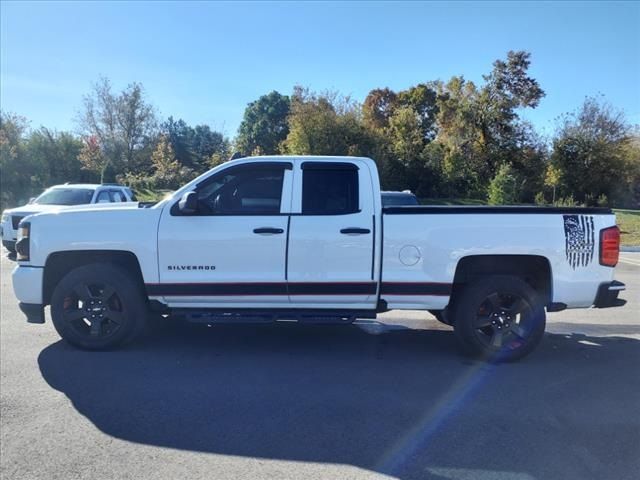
161,117,230,171
25,128,84,186
0,112,34,208
550,96,631,205
282,88,375,157
397,83,438,141
363,88,398,130
77,77,157,173
434,51,546,198
488,163,518,204
78,135,108,181
236,91,290,155
544,164,562,204
149,135,192,189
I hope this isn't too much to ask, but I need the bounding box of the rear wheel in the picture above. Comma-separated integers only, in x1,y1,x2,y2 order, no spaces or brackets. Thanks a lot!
451,275,545,362
50,263,147,350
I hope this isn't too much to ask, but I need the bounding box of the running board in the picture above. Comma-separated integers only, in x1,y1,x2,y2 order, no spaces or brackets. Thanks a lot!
171,308,377,325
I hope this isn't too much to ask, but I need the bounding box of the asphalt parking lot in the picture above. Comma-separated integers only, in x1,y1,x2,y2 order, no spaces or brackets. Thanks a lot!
1,252,638,480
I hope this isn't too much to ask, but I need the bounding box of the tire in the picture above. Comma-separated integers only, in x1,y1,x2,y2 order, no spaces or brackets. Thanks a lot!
50,263,148,350
451,275,546,362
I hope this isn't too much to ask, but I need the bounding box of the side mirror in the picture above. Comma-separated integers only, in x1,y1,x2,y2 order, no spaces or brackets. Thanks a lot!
28,197,36,204
178,191,198,214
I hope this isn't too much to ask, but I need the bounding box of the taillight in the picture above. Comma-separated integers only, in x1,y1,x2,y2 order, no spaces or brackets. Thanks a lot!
599,226,620,267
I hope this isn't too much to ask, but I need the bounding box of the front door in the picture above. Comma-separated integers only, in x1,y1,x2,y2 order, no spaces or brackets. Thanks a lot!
155,161,293,306
286,160,377,307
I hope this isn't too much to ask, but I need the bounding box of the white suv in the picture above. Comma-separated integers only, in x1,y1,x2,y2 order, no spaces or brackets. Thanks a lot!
1,184,136,253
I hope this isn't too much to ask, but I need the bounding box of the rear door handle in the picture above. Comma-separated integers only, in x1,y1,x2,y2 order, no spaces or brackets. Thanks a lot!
340,228,371,235
253,227,284,235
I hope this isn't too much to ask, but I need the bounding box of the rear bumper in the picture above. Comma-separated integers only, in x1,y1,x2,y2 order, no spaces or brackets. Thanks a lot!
19,303,45,324
593,280,626,308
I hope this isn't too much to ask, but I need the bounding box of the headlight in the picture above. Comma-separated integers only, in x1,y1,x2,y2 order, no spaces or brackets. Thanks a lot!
16,221,30,261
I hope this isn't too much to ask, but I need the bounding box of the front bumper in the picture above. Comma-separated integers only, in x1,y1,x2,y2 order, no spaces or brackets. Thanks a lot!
593,280,626,308
12,265,44,304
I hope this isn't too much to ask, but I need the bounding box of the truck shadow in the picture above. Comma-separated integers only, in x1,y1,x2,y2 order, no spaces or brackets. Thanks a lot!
38,320,640,480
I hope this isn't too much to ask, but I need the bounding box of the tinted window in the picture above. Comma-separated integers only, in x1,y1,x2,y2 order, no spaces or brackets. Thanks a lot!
302,168,359,215
96,191,111,203
110,190,126,202
382,193,419,206
35,188,95,206
195,166,285,215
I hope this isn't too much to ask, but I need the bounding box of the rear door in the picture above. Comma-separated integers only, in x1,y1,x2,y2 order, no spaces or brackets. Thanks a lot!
286,160,377,307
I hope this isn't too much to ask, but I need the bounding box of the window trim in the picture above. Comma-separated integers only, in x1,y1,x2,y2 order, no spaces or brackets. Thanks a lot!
171,162,293,216
301,161,359,171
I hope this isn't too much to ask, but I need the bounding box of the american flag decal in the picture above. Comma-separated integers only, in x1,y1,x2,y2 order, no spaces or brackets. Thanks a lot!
563,214,595,269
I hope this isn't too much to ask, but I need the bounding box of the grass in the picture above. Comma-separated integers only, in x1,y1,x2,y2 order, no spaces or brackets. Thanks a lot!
134,188,173,202
615,209,640,246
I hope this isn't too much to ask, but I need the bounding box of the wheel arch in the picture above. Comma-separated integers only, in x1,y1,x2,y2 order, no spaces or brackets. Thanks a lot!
43,250,146,305
451,254,553,305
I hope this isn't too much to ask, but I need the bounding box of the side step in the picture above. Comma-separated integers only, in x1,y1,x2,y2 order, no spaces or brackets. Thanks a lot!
171,308,377,325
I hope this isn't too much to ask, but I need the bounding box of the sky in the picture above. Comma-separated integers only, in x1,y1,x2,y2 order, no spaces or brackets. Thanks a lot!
1,1,639,139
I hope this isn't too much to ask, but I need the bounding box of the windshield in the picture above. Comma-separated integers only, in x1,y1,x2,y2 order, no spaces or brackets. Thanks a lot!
35,188,95,205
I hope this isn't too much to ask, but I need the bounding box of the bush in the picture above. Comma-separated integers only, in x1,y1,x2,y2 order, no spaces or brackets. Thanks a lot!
488,164,518,205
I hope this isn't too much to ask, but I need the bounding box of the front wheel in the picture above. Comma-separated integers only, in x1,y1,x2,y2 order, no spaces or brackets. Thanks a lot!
451,275,546,362
50,263,147,350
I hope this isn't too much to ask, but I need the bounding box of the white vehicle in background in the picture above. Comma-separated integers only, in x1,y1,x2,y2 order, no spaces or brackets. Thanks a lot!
381,190,419,206
1,184,136,253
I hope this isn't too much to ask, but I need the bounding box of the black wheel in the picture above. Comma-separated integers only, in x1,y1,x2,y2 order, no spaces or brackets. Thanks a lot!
50,263,147,350
451,275,545,362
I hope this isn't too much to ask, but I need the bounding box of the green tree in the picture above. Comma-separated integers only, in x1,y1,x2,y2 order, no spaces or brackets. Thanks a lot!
488,163,518,204
161,117,230,171
282,88,376,157
148,135,193,189
77,77,157,173
544,163,562,204
397,83,439,141
78,135,107,182
236,91,290,155
363,88,398,130
25,128,85,186
0,112,35,208
434,51,546,199
551,96,631,205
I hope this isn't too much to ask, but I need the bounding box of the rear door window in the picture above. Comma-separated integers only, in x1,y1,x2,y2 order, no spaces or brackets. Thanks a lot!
301,164,359,215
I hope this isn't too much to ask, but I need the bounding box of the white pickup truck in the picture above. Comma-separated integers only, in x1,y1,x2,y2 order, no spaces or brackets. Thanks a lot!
12,156,626,361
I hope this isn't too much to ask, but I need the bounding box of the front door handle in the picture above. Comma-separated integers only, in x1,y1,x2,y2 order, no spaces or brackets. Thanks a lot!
340,228,371,235
253,227,284,235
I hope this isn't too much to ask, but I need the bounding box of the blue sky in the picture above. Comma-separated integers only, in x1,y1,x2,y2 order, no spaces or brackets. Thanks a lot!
1,1,639,139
